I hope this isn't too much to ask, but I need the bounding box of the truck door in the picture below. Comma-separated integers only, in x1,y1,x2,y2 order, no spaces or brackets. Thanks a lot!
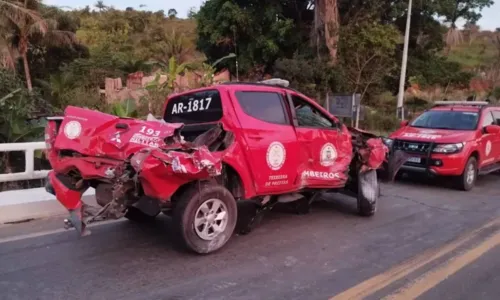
479,109,498,166
288,93,350,188
488,109,500,163
230,89,301,194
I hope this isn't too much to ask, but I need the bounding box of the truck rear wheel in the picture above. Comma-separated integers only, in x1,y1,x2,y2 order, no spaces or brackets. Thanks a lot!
357,169,379,217
455,156,477,191
172,182,237,254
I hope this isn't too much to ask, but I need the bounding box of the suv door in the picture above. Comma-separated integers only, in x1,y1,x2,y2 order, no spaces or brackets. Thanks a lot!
490,109,500,162
479,109,498,167
231,90,301,194
288,93,349,188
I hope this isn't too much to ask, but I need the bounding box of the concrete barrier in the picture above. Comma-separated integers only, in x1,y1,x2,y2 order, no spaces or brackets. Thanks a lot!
0,187,96,224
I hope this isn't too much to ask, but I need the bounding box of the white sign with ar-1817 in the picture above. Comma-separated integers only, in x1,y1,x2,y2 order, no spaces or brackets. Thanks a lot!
171,97,212,114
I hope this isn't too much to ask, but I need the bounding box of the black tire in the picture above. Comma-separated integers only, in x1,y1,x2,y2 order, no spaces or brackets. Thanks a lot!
172,182,237,254
124,207,158,223
455,156,477,191
357,169,379,217
235,200,261,235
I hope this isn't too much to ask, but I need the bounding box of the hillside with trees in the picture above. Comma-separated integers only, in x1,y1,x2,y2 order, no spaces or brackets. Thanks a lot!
0,0,499,189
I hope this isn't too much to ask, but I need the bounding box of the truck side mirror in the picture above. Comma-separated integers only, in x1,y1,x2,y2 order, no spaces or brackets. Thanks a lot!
400,120,409,127
484,125,500,134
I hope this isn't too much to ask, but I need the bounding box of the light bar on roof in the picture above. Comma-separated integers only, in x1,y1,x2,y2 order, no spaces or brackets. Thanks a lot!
258,78,290,87
434,101,489,106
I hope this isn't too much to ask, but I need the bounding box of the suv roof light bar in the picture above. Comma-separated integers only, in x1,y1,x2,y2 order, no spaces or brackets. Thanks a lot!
433,101,489,106
219,78,300,93
257,78,290,87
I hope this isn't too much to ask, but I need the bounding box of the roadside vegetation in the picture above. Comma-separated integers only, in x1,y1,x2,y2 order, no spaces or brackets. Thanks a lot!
0,0,499,190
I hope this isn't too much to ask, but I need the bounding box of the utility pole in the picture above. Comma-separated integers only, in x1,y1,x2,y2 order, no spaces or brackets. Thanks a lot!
396,0,413,120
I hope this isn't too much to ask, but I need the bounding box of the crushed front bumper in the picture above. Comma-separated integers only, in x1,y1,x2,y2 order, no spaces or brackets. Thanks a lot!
45,171,91,236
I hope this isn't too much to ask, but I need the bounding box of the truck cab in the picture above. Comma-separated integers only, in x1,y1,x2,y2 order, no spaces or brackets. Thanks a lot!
386,101,500,190
163,81,358,198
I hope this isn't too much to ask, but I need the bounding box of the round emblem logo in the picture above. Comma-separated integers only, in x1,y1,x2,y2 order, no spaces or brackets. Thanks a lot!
320,143,337,166
63,121,82,139
266,142,286,170
486,140,492,156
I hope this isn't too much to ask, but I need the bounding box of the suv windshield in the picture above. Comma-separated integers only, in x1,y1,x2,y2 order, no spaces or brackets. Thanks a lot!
410,110,479,130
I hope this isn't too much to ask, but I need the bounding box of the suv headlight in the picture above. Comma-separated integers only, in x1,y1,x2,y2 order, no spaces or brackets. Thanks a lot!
382,138,393,147
432,143,464,154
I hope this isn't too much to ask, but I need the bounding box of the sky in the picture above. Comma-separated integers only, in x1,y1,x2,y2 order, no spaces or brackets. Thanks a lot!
44,0,499,30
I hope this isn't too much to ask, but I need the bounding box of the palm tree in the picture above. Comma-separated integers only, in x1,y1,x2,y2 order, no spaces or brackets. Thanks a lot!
94,1,107,12
2,0,78,91
143,29,195,65
0,20,17,71
0,0,41,72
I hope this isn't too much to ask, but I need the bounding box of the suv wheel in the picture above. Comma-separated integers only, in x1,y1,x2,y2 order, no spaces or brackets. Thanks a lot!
456,156,477,191
172,182,237,254
357,169,379,217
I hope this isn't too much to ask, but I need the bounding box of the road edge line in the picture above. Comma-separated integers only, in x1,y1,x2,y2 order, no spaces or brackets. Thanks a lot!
329,217,500,300
383,228,500,299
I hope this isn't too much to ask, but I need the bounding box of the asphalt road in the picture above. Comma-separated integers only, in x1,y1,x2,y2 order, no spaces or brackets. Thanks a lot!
1,174,500,300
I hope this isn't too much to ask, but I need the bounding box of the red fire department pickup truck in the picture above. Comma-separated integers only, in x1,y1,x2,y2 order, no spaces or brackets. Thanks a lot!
385,101,500,191
44,79,391,254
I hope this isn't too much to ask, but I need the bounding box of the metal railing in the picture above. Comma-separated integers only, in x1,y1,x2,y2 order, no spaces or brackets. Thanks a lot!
0,142,49,183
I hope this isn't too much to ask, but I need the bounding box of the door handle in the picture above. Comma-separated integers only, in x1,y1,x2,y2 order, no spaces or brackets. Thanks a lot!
248,135,263,141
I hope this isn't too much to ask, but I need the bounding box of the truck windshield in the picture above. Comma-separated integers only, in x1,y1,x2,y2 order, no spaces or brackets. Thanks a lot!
410,110,479,130
163,89,223,124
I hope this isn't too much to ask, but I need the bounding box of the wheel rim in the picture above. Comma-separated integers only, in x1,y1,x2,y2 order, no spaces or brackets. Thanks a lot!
194,198,229,241
466,163,475,185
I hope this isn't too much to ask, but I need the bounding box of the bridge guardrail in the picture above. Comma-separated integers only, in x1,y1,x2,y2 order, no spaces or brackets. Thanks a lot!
0,142,50,183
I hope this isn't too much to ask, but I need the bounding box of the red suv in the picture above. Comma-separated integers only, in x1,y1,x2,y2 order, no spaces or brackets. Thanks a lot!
386,101,500,190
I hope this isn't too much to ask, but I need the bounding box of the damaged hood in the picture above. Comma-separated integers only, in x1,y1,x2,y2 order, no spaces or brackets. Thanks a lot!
55,106,187,161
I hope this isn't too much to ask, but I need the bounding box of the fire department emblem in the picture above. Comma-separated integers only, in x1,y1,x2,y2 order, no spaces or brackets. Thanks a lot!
266,141,286,170
63,121,82,140
486,140,492,156
320,143,337,166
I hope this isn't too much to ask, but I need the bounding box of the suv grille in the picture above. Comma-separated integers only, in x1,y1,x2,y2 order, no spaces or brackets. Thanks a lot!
393,140,432,154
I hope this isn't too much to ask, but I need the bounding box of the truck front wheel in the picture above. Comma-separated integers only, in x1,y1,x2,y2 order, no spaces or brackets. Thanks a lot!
172,182,237,254
455,156,477,191
357,169,379,217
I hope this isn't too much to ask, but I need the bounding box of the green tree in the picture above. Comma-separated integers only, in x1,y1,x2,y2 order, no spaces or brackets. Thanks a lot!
3,0,79,91
94,1,107,12
196,0,307,76
168,8,177,19
339,22,400,101
436,0,494,54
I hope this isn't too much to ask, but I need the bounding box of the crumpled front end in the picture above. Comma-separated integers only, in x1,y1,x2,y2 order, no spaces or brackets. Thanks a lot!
44,107,231,236
357,138,388,172
130,146,223,201
348,126,408,181
349,127,389,173
45,171,91,235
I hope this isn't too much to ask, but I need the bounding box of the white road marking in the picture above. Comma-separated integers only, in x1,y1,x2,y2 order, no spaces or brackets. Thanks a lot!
0,219,125,244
